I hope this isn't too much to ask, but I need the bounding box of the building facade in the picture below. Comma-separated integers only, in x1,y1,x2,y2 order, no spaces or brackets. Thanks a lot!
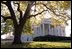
32,18,65,37
21,18,65,42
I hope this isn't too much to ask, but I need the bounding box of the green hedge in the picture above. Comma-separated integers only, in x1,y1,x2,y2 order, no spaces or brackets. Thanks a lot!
33,35,71,41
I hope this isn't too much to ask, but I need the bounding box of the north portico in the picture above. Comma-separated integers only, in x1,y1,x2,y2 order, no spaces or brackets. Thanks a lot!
32,18,65,38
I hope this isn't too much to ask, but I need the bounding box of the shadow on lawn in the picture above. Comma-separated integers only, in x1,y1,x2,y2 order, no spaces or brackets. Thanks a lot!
1,42,30,48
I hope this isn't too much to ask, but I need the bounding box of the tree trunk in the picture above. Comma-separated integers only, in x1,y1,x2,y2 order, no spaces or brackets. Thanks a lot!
12,1,33,44
12,19,26,44
12,27,22,44
12,24,24,44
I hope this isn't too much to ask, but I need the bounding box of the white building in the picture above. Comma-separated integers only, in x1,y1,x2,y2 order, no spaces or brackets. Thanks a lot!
21,17,66,42
32,18,65,37
1,17,66,42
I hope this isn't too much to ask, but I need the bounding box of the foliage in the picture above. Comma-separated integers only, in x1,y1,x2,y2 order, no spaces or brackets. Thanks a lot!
1,1,71,36
2,19,13,34
33,35,71,41
1,1,71,26
22,19,32,34
20,1,28,11
1,3,10,16
1,1,71,43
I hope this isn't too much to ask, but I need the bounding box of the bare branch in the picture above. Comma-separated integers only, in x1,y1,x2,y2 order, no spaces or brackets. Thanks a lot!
37,3,70,25
35,3,71,20
1,1,7,5
29,10,48,18
4,1,18,24
15,2,23,23
15,2,22,17
66,15,71,20
65,20,68,25
1,1,16,19
1,15,12,21
41,3,71,23
1,1,11,6
18,1,35,26
41,3,60,16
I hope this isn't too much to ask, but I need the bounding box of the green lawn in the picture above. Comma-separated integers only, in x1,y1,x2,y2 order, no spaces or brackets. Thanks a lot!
1,41,71,48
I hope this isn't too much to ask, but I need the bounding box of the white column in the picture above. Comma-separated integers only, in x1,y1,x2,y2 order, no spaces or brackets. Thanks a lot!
47,24,48,35
36,27,38,36
52,27,54,35
48,24,50,35
57,26,58,36
60,27,63,36
57,26,59,36
59,26,61,36
63,27,65,36
40,25,42,36
48,24,52,35
43,23,45,36
35,27,37,37
38,27,40,36
53,27,55,36
54,26,57,36
52,27,54,36
37,27,39,36
58,26,60,36
60,28,63,36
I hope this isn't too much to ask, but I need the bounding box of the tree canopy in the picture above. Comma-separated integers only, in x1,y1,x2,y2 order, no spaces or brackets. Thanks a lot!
1,1,71,44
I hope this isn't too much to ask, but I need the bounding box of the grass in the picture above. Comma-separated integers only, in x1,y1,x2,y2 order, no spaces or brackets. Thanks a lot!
1,41,71,48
